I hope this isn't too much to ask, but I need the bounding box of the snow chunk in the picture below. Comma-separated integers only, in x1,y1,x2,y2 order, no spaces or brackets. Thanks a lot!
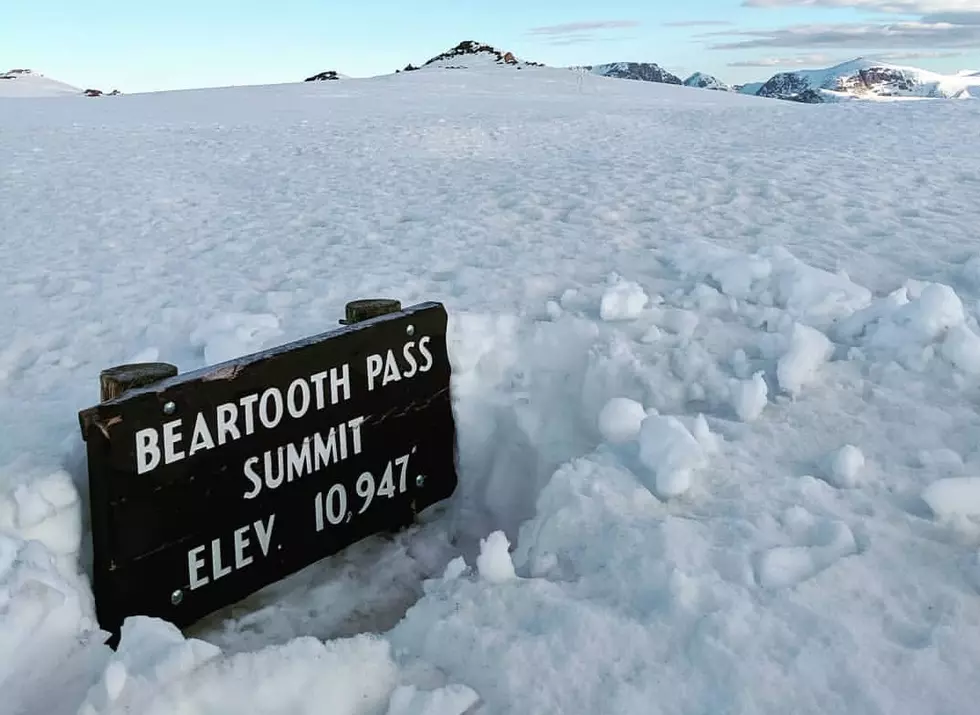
941,325,980,375
476,531,516,583
599,277,648,321
729,371,768,421
777,323,834,396
385,684,480,715
638,415,708,498
597,397,647,443
922,477,980,518
825,445,865,488
756,521,857,589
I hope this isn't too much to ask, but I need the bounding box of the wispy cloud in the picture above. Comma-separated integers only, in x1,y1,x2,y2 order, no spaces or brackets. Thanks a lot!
878,49,964,58
741,0,977,12
662,20,736,27
527,21,641,36
708,21,980,49
727,53,834,66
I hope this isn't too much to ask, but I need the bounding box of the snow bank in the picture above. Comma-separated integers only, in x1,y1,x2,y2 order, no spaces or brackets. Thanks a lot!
4,61,980,715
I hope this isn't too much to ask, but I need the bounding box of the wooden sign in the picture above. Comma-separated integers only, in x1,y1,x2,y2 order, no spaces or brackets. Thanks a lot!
78,301,458,638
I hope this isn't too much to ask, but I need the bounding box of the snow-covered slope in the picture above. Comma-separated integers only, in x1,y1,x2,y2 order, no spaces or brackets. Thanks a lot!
736,81,765,96
0,69,82,97
684,72,731,91
584,62,682,85
756,58,980,102
4,64,980,715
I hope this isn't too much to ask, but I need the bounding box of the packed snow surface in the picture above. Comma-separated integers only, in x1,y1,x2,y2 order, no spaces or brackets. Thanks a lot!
0,69,82,98
3,64,980,715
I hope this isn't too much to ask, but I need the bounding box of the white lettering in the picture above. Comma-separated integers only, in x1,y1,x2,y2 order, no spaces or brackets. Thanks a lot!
234,525,253,569
382,349,402,386
330,364,350,404
310,371,328,409
255,515,275,556
240,393,259,435
286,378,311,419
313,428,339,469
162,419,185,464
366,354,384,391
349,416,365,455
216,402,240,445
287,438,312,481
402,341,419,378
188,545,209,590
263,447,285,490
243,457,262,499
211,537,231,580
136,428,160,474
418,336,434,372
259,387,284,429
188,412,216,456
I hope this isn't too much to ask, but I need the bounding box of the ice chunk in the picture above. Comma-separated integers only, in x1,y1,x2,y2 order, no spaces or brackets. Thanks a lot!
385,684,480,715
599,278,648,321
730,371,768,422
941,324,980,375
476,531,516,583
638,415,707,498
777,323,834,396
922,477,980,518
825,445,865,488
597,397,647,443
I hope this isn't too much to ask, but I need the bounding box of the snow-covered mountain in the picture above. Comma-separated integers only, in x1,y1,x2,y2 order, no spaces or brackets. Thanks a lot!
584,62,682,85
0,69,83,97
304,70,348,82
754,58,980,103
684,72,730,91
415,41,542,71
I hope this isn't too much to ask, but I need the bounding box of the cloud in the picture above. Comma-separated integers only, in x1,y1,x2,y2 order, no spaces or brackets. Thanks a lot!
921,11,980,23
662,20,736,27
742,0,978,12
527,21,641,36
878,49,964,58
727,54,835,66
708,21,980,49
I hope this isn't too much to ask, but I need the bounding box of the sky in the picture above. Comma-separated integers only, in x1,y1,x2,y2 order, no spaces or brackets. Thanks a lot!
2,0,979,93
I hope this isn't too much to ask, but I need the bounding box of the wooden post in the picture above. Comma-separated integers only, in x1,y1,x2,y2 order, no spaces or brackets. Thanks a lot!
340,298,402,325
100,362,178,402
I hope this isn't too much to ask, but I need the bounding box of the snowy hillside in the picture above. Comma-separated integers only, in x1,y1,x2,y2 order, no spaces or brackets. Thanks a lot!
0,69,82,97
684,72,731,91
4,64,980,715
755,58,980,102
584,62,682,85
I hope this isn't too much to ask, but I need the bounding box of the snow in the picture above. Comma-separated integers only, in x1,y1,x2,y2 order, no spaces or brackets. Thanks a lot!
475,531,517,583
598,276,648,321
921,477,980,519
776,323,834,397
0,70,82,98
597,397,648,443
782,57,980,100
824,444,865,488
3,61,980,714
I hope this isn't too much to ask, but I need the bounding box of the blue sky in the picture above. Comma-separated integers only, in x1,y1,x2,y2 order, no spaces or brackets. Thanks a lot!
2,0,979,92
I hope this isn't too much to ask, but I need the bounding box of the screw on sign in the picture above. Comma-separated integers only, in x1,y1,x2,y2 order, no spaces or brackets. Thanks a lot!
78,299,460,645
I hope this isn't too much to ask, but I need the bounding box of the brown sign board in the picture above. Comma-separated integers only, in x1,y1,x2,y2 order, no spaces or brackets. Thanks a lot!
78,301,459,639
